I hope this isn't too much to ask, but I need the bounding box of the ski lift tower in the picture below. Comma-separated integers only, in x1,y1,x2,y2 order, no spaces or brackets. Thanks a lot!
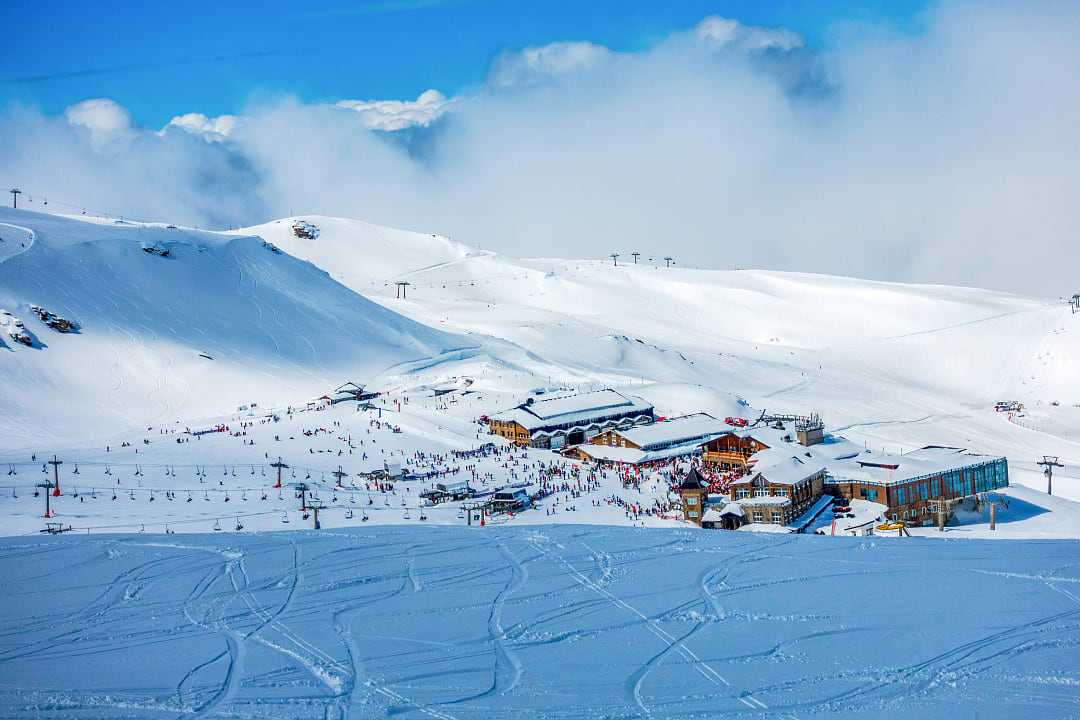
395,281,411,299
271,456,289,489
1037,456,1064,495
610,253,620,267
293,482,310,511
631,251,640,265
332,465,348,488
664,256,674,268
36,479,56,518
9,188,21,209
308,502,326,530
1071,294,1080,314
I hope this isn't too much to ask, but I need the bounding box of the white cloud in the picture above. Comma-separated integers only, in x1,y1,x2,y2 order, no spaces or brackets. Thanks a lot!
6,1,1080,296
63,98,134,147
336,89,453,131
163,112,243,141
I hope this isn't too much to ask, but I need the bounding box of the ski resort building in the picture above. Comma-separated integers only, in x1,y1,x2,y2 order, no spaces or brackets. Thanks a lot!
824,446,1009,524
729,456,827,524
487,390,654,449
690,421,1008,529
573,413,728,465
677,467,711,525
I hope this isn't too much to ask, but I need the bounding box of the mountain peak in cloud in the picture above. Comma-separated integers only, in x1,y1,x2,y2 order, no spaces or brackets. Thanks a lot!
486,41,614,89
692,16,804,52
336,89,452,131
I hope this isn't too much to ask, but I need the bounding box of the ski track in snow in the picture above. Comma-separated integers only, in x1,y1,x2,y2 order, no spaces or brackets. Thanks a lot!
0,527,1078,718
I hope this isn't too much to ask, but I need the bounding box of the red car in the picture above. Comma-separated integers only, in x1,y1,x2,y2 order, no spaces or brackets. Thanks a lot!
724,416,748,427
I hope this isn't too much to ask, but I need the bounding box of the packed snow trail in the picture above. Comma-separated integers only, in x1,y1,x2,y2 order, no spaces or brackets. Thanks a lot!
1,526,1077,719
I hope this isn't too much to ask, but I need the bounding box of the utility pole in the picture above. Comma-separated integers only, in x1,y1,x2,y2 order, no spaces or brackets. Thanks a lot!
48,455,63,497
395,281,411,299
631,251,640,265
271,457,288,488
1037,456,1064,495
664,256,674,268
332,465,348,487
610,253,620,267
10,188,21,209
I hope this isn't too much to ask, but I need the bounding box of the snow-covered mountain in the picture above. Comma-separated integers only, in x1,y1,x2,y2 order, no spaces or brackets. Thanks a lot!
0,209,467,447
3,209,1079,494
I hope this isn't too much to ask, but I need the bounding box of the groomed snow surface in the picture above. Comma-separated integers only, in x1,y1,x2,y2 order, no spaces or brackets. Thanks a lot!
2,526,1078,719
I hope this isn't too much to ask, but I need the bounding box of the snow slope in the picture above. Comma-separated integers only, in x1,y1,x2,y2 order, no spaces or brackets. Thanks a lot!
235,215,484,293
0,208,467,448
4,209,1080,505
254,217,1080,497
1,525,1077,718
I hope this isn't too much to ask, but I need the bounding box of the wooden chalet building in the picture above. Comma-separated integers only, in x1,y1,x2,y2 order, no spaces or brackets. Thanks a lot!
676,468,710,525
487,389,654,449
701,433,771,470
573,413,728,465
728,456,826,525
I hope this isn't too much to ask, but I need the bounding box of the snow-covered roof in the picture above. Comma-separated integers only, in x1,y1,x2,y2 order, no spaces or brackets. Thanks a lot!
526,389,640,420
824,446,1005,487
492,389,653,433
577,437,709,465
752,454,826,486
736,496,792,507
613,413,728,451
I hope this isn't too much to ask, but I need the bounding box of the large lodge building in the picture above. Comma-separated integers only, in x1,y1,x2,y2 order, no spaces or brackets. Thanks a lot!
487,389,654,450
487,390,1009,530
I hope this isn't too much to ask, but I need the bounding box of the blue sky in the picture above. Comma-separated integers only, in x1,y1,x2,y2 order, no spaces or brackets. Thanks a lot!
3,0,929,127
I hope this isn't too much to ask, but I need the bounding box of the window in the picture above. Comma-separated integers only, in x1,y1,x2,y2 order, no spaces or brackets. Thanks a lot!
771,512,782,524
754,488,768,497
688,510,699,518
896,487,906,505
774,487,788,497
736,488,750,499
753,512,764,522
920,483,929,500
685,496,698,506
931,479,940,496
866,489,878,502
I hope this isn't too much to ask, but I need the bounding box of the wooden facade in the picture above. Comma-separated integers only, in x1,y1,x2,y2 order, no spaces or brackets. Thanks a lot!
701,434,770,470
677,469,710,526
729,469,824,523
488,418,531,445
590,428,642,450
